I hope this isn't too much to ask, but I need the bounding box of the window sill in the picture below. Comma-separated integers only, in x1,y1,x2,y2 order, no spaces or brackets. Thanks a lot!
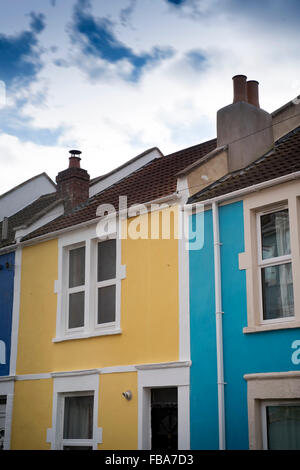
243,321,300,334
52,328,122,343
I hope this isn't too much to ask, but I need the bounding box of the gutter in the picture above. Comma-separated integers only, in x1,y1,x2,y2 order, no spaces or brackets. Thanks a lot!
0,192,180,253
187,170,300,210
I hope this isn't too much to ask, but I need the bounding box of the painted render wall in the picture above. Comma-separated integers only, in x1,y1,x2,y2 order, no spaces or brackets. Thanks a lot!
16,214,179,375
12,209,179,449
10,372,138,450
0,251,15,376
189,201,300,450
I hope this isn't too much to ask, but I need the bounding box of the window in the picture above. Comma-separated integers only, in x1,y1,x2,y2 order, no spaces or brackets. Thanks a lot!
257,207,294,322
55,225,125,342
61,393,94,450
0,396,6,451
97,239,116,326
47,371,102,450
262,402,300,450
67,245,86,330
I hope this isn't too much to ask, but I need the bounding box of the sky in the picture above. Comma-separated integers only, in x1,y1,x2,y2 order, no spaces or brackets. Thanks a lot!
0,0,300,193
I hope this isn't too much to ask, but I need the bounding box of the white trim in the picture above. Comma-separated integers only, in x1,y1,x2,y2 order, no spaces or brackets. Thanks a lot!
54,223,124,342
2,192,180,253
89,148,162,198
135,361,191,371
11,362,191,381
189,170,300,212
178,195,191,362
137,363,190,450
16,373,51,381
99,365,136,374
47,371,102,450
9,247,22,377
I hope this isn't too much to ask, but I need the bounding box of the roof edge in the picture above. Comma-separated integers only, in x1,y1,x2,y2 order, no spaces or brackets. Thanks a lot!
90,147,163,186
0,172,56,200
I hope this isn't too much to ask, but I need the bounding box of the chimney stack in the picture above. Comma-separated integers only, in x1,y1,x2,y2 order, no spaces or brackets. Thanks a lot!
56,150,90,212
217,75,273,171
246,80,260,108
233,75,247,103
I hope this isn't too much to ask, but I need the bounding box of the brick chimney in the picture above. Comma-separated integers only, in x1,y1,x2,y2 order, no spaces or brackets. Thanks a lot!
217,75,273,171
56,150,90,211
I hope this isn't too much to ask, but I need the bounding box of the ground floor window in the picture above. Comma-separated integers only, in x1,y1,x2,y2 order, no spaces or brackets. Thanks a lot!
263,402,300,450
0,396,6,451
62,393,94,450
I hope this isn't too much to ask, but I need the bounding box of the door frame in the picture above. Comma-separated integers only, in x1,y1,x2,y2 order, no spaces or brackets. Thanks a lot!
137,361,190,450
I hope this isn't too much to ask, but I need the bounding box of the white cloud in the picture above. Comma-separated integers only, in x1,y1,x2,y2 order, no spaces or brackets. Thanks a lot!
1,0,300,194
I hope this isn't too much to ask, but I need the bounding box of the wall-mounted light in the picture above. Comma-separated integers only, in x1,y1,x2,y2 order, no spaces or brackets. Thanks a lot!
122,390,132,401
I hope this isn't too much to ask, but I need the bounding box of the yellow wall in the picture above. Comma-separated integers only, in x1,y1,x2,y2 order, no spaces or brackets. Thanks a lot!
17,239,58,374
98,372,138,450
16,208,179,375
11,379,53,450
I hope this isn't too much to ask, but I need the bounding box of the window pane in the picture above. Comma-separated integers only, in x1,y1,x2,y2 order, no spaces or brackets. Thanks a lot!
97,285,116,324
97,240,116,282
267,406,300,450
262,263,294,320
261,209,290,260
69,292,85,328
69,247,85,288
63,396,94,440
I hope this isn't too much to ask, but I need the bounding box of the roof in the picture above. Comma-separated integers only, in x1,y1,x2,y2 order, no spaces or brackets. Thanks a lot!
188,126,300,204
22,138,217,242
0,192,59,249
0,172,56,200
90,147,163,186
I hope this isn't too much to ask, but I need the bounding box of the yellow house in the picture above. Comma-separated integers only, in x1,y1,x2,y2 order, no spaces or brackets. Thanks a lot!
7,140,216,450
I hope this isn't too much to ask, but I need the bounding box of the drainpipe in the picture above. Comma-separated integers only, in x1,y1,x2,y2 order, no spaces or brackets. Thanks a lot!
212,202,226,450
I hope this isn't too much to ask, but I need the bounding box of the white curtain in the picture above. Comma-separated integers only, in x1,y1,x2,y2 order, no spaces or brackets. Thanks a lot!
63,396,93,440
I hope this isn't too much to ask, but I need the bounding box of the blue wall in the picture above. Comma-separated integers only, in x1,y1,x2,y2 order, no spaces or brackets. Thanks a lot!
189,201,300,450
0,251,15,376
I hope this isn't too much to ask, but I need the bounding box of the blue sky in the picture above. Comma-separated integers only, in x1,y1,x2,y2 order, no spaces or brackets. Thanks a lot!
0,0,299,192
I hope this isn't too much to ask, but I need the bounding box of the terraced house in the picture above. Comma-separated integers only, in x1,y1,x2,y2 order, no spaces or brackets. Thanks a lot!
184,76,300,450
0,173,59,449
2,75,300,451
1,136,219,450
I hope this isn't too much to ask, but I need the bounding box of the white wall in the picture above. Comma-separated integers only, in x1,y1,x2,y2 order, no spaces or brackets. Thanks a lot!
0,174,56,221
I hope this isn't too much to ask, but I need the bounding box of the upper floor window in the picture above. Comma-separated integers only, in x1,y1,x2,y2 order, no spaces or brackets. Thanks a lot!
97,239,116,326
54,225,125,342
258,207,294,322
68,245,86,330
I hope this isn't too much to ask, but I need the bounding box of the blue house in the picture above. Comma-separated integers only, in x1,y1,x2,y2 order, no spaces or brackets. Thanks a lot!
185,76,300,450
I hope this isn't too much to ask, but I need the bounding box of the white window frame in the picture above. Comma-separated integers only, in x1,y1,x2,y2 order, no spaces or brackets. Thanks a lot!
256,205,294,325
65,243,86,335
47,371,102,450
261,400,300,450
59,391,95,450
94,234,120,332
54,223,125,342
